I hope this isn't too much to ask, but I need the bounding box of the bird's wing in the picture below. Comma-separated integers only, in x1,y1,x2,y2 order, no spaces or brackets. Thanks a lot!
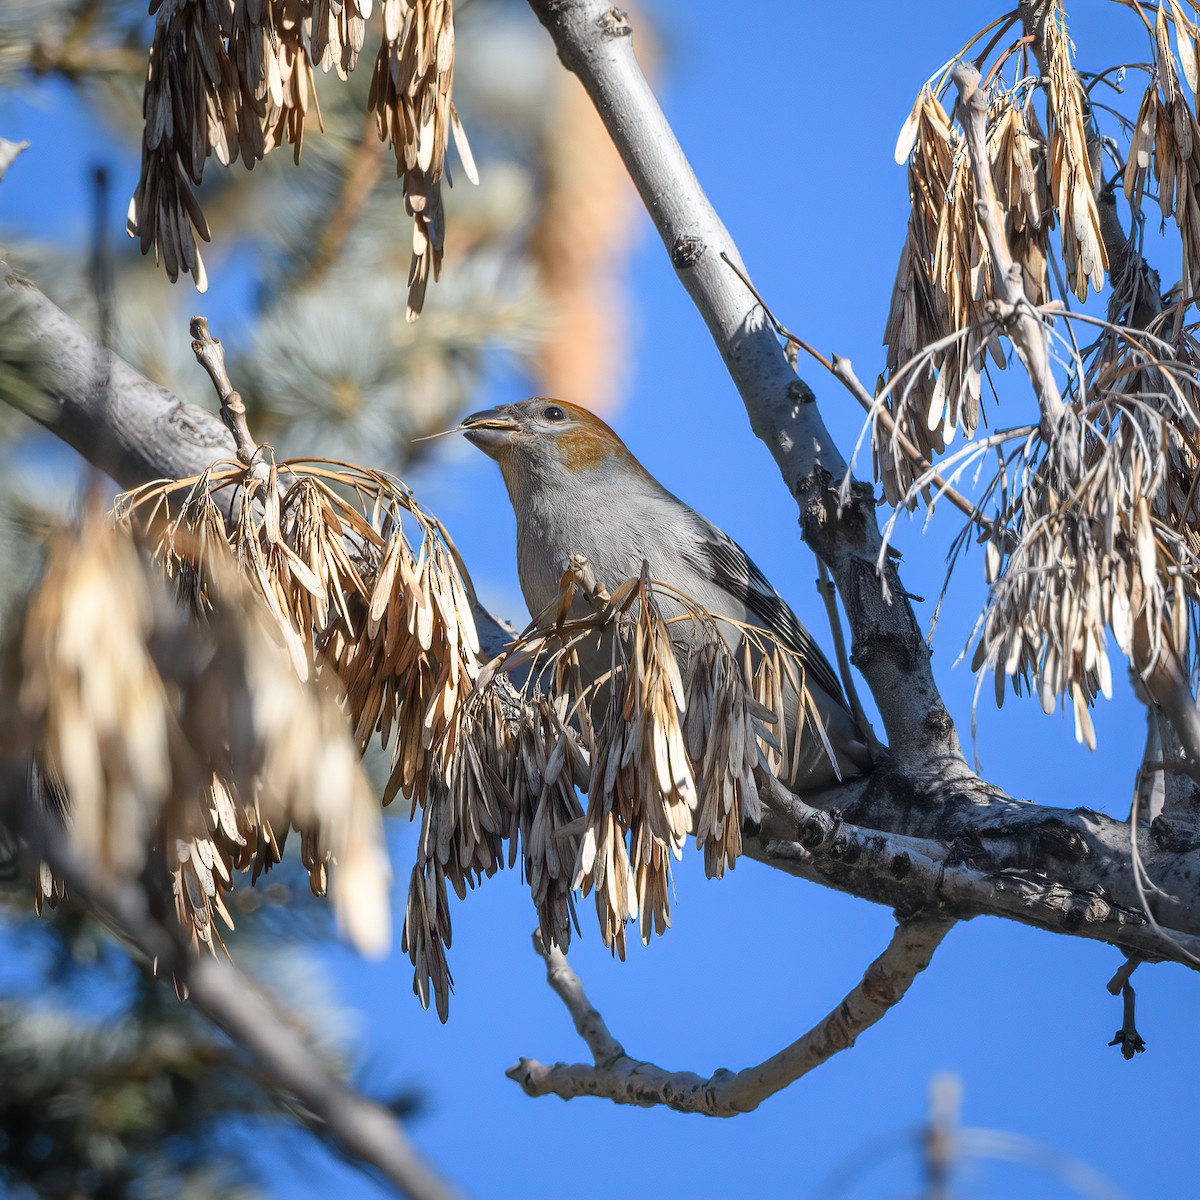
682,512,851,711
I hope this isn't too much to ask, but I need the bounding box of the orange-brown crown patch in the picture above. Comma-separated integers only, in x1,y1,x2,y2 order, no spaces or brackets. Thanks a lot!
532,398,652,479
560,423,620,471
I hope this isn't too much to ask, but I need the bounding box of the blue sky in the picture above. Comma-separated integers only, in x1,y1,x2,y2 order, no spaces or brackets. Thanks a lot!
2,1,1196,1197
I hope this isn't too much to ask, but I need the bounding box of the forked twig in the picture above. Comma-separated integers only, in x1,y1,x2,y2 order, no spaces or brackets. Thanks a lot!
507,916,954,1115
1106,957,1147,1059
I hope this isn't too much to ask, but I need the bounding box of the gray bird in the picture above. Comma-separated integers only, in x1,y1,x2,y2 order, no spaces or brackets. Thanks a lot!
461,397,871,791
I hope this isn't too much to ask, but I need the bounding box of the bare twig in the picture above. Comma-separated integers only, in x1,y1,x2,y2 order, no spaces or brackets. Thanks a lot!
718,249,990,533
190,316,259,465
1106,961,1147,1059
830,355,978,519
507,917,954,1114
1106,956,1141,995
816,560,883,755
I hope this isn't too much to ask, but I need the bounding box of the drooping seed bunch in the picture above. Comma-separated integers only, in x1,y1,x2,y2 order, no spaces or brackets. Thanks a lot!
882,87,1005,505
369,0,477,319
109,450,484,962
130,0,473,315
971,323,1200,747
4,506,391,961
1124,2,1200,304
48,422,827,1017
881,1,1106,504
400,558,815,1016
118,453,481,810
873,2,1200,750
1038,0,1107,301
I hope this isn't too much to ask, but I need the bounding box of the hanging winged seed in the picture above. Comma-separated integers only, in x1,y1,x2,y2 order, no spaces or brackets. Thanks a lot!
225,0,322,166
989,95,1053,307
344,521,481,809
121,462,399,949
1130,6,1200,300
1124,81,1158,217
369,0,477,319
167,774,246,955
401,859,454,1021
516,696,585,952
1042,0,1107,299
133,0,325,288
972,351,1200,741
34,863,64,917
683,638,775,879
260,0,322,163
420,700,509,901
120,455,481,821
312,0,371,78
176,563,393,958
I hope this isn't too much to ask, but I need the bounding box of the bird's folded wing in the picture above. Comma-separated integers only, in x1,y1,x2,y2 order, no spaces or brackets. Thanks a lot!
682,513,852,712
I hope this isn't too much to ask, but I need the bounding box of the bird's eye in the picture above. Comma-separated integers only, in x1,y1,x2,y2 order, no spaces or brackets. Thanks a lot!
542,405,566,422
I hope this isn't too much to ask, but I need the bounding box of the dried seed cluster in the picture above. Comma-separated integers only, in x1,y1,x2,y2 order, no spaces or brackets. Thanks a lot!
882,2,1105,503
6,508,390,960
1125,3,1200,303
114,452,482,958
16,512,176,884
120,455,480,810
882,88,1005,504
369,0,477,319
972,326,1200,748
877,4,1200,749
49,414,831,1019
401,561,815,1017
130,0,473,314
130,0,319,293
1040,0,1107,300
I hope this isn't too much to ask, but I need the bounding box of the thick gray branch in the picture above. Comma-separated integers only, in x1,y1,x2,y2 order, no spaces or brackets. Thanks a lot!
523,0,961,770
753,776,1200,967
507,916,953,1114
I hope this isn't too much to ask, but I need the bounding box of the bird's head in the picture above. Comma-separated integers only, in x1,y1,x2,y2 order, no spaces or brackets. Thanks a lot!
460,398,644,491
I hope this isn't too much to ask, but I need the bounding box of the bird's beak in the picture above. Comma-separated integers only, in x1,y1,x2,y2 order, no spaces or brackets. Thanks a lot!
460,407,522,457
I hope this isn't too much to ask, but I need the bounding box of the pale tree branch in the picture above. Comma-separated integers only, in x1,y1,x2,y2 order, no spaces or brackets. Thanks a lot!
952,61,1067,433
0,770,458,1200
507,917,954,1114
524,0,964,774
